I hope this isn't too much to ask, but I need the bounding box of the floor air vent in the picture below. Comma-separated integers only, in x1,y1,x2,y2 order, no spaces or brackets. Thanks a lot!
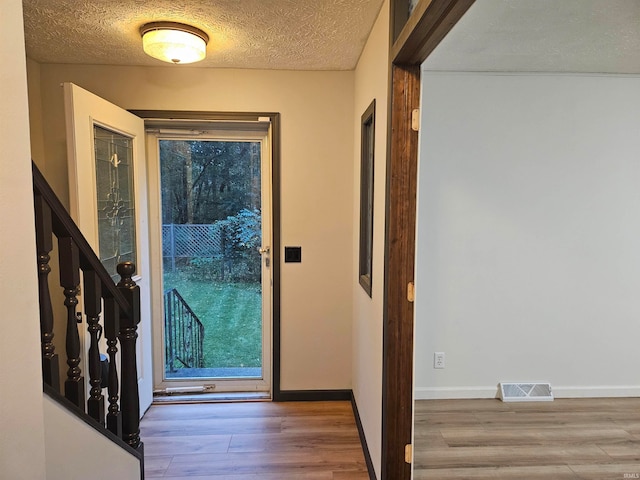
499,382,553,402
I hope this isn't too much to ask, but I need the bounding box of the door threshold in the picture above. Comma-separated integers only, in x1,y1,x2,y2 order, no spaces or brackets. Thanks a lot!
152,391,271,404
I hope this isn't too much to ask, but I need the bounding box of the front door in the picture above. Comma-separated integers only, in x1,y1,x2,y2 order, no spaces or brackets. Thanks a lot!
63,83,153,414
147,124,273,395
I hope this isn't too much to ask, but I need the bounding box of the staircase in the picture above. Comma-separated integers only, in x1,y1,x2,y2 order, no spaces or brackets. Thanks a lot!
32,162,144,476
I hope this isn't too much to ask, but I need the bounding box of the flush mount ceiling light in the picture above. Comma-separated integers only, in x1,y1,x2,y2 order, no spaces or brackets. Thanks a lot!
140,22,209,64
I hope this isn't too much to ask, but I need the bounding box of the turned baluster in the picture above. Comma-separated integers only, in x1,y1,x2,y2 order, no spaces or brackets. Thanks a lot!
34,193,60,391
84,270,105,424
58,237,85,410
104,296,122,437
117,262,143,453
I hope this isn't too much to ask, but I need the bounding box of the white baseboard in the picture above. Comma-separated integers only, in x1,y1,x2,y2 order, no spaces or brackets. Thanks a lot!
552,386,640,398
414,387,499,399
415,385,640,400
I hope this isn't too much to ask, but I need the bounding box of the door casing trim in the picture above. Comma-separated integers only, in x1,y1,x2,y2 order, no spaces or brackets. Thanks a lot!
382,2,475,479
131,110,282,397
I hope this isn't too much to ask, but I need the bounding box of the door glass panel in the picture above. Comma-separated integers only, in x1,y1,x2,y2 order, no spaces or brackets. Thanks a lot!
94,125,137,279
159,139,262,380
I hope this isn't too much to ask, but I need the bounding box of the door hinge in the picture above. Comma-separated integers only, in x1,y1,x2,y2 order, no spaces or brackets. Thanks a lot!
405,443,413,464
411,108,420,132
407,281,415,303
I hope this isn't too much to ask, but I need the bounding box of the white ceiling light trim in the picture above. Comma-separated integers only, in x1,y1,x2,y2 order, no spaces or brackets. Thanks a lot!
140,22,209,64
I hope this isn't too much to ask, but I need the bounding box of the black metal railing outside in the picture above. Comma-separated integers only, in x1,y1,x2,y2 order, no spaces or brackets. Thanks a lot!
164,288,205,372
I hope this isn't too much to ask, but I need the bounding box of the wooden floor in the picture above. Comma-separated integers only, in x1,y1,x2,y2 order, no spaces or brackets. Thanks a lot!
140,400,369,479
414,397,640,479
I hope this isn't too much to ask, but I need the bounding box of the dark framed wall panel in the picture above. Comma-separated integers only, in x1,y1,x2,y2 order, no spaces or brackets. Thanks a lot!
359,99,376,297
392,0,412,43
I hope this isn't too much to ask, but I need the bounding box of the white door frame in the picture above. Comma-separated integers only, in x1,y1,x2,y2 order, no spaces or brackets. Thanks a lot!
63,82,154,414
146,122,274,394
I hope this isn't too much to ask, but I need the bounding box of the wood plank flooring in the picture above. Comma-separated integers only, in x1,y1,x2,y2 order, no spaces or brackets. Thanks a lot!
414,397,640,479
140,400,369,479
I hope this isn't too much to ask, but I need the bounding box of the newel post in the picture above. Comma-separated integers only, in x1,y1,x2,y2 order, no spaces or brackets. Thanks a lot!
116,262,143,453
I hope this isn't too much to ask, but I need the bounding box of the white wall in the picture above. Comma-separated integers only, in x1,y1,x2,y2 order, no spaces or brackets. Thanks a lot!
31,64,355,392
0,1,47,478
352,1,389,477
415,72,640,399
43,395,140,480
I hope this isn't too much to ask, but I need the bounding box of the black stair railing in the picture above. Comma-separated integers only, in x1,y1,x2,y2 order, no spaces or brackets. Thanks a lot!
164,288,205,372
32,161,143,457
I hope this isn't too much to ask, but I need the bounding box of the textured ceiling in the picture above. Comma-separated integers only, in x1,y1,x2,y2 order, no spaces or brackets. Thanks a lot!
424,0,640,74
23,0,384,70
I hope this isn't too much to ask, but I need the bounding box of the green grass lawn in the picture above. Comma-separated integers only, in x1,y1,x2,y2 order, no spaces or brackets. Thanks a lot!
163,272,262,369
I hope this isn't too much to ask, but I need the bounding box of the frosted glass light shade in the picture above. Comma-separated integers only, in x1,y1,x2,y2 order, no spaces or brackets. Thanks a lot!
140,22,208,64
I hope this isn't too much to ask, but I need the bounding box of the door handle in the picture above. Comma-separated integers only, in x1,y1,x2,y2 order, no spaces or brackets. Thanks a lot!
258,246,271,267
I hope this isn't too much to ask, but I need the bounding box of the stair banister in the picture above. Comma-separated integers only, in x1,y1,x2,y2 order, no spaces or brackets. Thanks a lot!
32,161,144,462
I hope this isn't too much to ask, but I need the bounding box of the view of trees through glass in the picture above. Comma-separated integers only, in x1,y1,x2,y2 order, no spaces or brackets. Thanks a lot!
160,139,263,379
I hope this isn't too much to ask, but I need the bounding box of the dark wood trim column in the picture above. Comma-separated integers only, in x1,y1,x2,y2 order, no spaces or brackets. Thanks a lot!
383,2,474,478
382,63,420,480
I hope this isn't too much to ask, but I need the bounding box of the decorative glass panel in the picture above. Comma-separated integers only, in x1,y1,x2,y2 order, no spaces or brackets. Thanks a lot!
94,125,137,280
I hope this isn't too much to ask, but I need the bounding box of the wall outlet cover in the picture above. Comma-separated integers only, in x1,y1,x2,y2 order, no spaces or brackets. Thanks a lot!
434,352,445,369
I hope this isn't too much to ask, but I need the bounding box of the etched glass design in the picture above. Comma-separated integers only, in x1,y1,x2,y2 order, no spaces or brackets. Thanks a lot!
94,125,137,280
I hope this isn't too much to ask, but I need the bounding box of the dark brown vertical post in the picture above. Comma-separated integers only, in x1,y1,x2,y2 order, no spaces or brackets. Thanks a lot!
384,2,474,477
34,192,60,391
104,296,122,437
58,237,85,410
84,270,105,424
117,262,143,453
382,63,420,480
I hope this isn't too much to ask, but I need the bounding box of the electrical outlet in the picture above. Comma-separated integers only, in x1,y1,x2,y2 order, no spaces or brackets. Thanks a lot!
434,352,445,369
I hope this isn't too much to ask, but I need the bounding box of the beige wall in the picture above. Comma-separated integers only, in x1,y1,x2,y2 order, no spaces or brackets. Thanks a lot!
0,1,47,478
30,64,355,391
26,58,46,169
352,1,390,477
43,396,140,479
